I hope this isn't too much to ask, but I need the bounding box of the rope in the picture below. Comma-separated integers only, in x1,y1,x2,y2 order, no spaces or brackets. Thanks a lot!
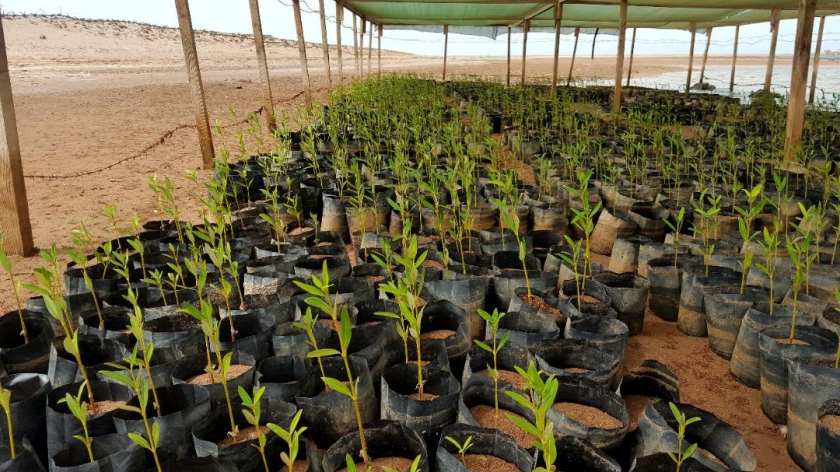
23,88,326,180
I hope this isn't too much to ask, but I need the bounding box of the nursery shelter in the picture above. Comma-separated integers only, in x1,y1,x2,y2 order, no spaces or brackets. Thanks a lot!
1,0,840,257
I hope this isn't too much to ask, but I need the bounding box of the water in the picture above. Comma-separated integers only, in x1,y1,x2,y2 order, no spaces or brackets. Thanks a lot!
576,62,840,107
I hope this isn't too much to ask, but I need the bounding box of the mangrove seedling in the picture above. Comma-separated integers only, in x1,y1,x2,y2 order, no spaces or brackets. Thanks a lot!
101,348,163,472
123,288,162,417
564,168,600,281
295,261,369,462
755,228,780,314
444,435,474,465
378,236,429,396
667,402,700,472
557,236,585,310
66,223,106,330
0,235,29,343
786,234,815,343
58,382,95,463
691,190,722,276
293,308,332,382
268,410,307,472
506,362,559,472
239,386,269,471
0,381,15,459
180,300,238,439
662,208,686,268
498,202,532,298
474,308,509,418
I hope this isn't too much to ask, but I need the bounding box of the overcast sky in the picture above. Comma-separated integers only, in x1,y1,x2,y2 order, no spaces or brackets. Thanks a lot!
2,0,839,58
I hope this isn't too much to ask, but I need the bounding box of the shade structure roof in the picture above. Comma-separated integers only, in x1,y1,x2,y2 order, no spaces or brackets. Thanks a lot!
343,0,840,34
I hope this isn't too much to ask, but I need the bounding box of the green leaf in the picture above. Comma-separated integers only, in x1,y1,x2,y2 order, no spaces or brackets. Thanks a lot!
684,443,699,459
128,432,151,450
322,377,351,397
506,414,540,438
307,348,341,358
474,340,493,353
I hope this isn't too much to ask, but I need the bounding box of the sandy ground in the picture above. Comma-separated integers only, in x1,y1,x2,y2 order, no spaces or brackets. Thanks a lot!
0,15,806,471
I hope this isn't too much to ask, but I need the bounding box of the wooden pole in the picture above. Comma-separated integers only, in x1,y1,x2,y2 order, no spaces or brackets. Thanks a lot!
730,25,740,93
292,0,312,109
336,1,343,83
378,25,382,79
686,22,697,94
174,0,214,169
626,27,636,87
506,26,511,88
809,16,826,104
784,0,817,161
367,21,373,78
613,0,627,114
699,27,712,83
591,28,598,59
318,0,331,88
0,16,33,256
521,20,529,86
443,25,449,81
248,0,276,133
550,3,563,96
764,8,781,92
567,27,579,86
360,20,366,77
352,14,360,78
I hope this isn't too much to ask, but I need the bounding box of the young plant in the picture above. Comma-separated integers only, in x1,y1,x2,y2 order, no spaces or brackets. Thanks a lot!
756,228,780,314
786,234,815,343
268,410,307,472
58,382,95,463
474,308,509,418
557,236,585,310
65,223,106,330
0,235,29,343
691,191,722,276
239,386,269,472
0,382,15,459
123,288,162,417
444,435,474,465
295,261,369,462
662,208,686,268
667,402,701,472
344,454,422,472
293,308,330,382
101,348,163,471
498,204,532,297
506,362,559,472
180,300,238,439
734,185,766,294
564,168,601,282
378,236,429,396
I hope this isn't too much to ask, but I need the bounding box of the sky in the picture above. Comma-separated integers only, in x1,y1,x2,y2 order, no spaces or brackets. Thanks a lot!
2,0,839,59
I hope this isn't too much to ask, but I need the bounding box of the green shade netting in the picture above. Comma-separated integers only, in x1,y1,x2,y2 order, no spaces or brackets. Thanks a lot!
344,0,840,32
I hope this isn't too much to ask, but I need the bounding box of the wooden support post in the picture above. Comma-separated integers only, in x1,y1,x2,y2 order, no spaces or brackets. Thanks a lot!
765,8,781,92
613,0,627,114
443,25,449,81
809,16,826,104
360,20,366,77
700,27,712,83
336,1,343,83
550,3,563,96
367,21,373,78
520,20,529,86
686,22,697,94
352,14,360,78
292,0,312,109
626,27,636,87
784,0,817,161
506,26,512,88
0,16,33,256
248,0,276,133
567,27,579,86
318,0,331,88
591,28,598,59
730,25,740,93
174,0,214,169
378,25,382,79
